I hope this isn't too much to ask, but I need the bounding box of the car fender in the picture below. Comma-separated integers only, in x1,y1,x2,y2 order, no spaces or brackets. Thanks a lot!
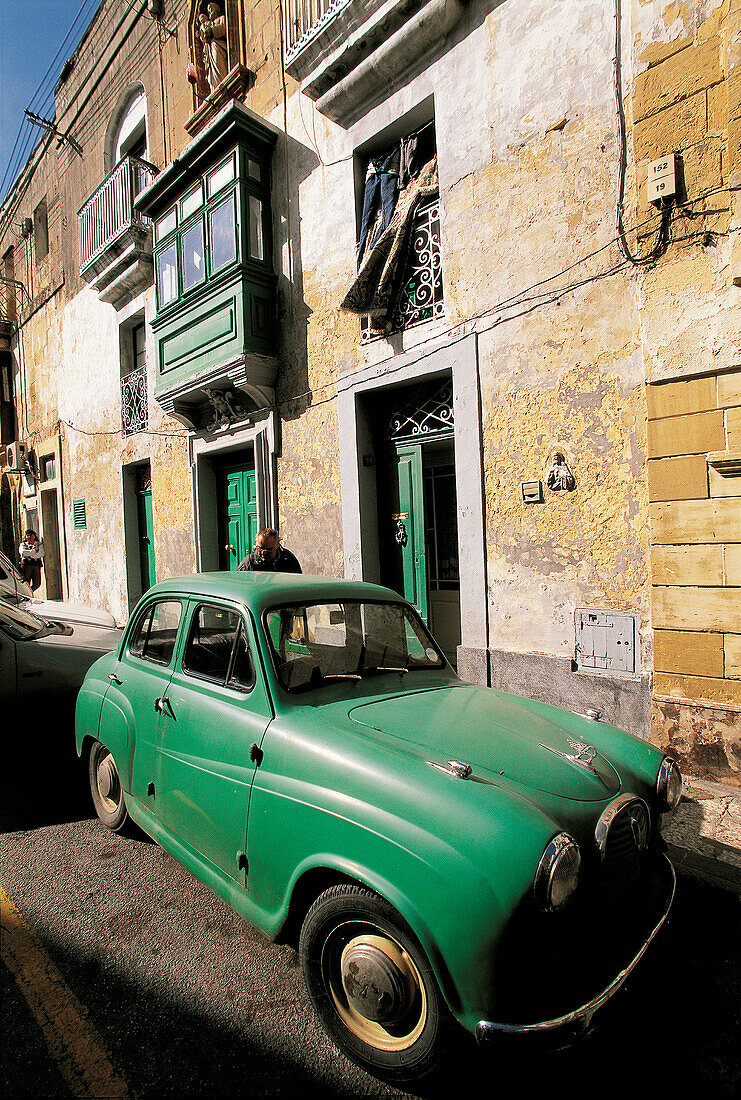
246,718,557,1026
281,849,471,1015
75,653,134,787
75,652,116,755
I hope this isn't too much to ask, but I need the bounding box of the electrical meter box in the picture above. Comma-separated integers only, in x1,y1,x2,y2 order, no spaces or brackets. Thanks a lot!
575,609,637,675
647,155,676,203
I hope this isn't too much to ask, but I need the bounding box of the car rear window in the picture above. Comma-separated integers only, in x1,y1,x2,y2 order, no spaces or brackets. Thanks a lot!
129,600,182,666
182,603,255,692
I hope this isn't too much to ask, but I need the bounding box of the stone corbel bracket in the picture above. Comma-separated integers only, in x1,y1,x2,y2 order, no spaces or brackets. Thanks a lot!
288,0,467,128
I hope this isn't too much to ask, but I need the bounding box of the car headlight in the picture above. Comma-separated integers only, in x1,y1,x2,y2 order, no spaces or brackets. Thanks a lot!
534,833,581,912
656,756,682,812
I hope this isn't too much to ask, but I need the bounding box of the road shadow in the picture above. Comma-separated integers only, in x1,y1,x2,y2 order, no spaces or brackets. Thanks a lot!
2,866,739,1099
0,716,93,833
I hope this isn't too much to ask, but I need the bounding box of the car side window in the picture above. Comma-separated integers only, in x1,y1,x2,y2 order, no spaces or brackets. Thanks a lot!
129,600,183,666
182,603,255,692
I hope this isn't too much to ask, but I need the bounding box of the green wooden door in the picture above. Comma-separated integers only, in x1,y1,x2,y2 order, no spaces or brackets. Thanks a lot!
384,444,428,623
218,463,257,570
137,488,156,592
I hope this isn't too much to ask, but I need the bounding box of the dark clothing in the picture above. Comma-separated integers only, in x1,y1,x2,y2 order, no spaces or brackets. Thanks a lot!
357,147,401,263
237,546,302,573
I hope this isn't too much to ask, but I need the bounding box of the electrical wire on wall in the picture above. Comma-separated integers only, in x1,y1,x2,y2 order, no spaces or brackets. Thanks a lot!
613,0,674,264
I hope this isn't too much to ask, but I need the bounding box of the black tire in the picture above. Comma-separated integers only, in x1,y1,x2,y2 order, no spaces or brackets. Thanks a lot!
299,884,453,1084
88,741,130,832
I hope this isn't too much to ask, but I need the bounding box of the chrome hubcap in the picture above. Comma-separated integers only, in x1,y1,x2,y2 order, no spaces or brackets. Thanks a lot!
97,754,120,812
322,926,427,1051
341,937,410,1025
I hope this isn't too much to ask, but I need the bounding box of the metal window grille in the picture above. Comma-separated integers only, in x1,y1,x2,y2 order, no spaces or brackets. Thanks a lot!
362,200,443,343
387,379,454,442
121,365,148,437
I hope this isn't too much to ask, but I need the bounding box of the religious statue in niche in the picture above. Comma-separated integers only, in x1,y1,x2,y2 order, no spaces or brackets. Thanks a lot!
546,451,576,492
198,1,229,92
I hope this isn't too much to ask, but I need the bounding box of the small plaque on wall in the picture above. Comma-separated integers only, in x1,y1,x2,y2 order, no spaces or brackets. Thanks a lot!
521,480,543,503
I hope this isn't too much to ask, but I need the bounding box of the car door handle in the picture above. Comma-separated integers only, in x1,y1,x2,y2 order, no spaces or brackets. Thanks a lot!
155,696,175,719
109,673,122,684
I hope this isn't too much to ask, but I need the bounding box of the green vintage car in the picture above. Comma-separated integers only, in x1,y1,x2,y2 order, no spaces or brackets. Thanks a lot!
76,573,681,1083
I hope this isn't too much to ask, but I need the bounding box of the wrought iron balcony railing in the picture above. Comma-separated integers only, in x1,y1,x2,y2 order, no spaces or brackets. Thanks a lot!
283,0,349,59
121,365,148,437
78,155,158,277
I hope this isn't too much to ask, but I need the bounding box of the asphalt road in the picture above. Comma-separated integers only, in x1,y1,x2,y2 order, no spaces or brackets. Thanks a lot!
1,745,740,1099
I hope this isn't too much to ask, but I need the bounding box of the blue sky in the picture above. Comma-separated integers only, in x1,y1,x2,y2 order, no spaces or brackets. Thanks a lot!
0,0,99,196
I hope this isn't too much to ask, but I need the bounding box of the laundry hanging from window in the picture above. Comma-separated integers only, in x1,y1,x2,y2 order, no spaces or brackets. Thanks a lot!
355,127,430,265
341,155,438,325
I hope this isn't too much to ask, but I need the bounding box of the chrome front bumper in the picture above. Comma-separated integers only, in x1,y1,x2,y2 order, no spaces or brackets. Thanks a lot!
475,854,676,1041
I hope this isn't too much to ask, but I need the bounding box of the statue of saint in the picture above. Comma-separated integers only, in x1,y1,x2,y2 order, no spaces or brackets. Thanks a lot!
198,2,229,92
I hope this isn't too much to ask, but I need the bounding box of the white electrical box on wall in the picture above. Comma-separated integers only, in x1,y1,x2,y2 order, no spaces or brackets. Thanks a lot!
647,155,676,203
575,609,637,676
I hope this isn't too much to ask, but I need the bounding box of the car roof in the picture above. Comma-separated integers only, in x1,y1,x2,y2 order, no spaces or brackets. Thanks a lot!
143,572,407,616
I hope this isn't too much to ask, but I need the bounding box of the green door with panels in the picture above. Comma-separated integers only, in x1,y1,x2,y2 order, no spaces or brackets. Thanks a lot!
218,463,257,570
384,443,428,623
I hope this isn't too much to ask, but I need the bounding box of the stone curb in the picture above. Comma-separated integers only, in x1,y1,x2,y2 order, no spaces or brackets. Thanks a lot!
662,775,741,896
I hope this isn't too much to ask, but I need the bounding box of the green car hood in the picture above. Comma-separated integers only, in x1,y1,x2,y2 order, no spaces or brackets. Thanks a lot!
348,684,620,803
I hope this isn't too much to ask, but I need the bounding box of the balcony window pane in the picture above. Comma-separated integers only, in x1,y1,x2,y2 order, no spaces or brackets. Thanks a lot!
182,220,205,291
181,184,203,220
210,196,236,271
157,244,178,305
248,195,263,261
208,157,234,197
247,158,261,182
155,208,177,242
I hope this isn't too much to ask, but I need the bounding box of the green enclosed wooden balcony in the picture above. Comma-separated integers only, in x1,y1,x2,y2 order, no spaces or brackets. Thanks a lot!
135,102,278,430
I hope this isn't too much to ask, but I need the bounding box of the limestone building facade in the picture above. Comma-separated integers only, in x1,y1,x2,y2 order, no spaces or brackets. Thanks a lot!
0,0,739,782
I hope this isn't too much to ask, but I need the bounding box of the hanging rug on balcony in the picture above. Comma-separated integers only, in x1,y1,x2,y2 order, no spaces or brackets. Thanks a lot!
340,157,438,323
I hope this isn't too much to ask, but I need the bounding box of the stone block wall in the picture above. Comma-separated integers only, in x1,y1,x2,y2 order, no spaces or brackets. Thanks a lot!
648,369,741,783
627,2,741,783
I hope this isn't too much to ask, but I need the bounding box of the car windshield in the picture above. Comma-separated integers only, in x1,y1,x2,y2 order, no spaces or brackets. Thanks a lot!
0,600,57,640
264,600,445,693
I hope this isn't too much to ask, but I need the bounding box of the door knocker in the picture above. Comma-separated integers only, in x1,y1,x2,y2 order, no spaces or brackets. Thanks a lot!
392,513,408,546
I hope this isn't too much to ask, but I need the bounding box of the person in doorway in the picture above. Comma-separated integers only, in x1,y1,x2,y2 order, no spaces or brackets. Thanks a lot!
18,529,44,592
237,528,302,574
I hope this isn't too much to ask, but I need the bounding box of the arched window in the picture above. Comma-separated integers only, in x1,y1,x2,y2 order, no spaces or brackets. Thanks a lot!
106,88,149,192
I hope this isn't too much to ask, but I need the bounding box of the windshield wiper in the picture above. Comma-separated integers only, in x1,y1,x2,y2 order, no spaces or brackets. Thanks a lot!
307,666,362,689
359,664,409,677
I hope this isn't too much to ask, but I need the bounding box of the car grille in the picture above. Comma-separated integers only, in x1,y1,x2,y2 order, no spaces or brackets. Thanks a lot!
598,796,651,887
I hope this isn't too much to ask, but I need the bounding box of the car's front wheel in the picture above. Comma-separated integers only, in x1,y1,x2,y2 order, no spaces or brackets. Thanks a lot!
299,884,453,1083
88,741,129,832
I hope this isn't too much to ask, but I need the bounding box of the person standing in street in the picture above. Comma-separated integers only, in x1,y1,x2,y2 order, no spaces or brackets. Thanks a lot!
237,528,302,573
18,529,44,592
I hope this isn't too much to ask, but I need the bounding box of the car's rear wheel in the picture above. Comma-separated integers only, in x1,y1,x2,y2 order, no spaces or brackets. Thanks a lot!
88,741,129,832
299,884,452,1083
